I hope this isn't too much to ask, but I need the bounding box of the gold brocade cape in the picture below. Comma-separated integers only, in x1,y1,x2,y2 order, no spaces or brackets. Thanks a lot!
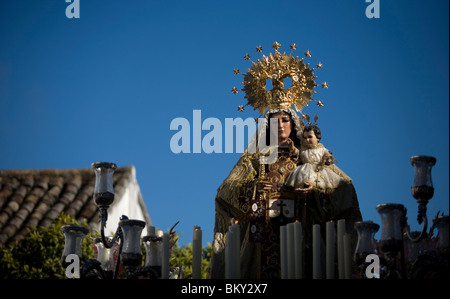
207,111,362,279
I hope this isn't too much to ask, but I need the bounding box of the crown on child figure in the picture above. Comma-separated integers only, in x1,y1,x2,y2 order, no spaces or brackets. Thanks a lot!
232,41,328,116
302,113,319,126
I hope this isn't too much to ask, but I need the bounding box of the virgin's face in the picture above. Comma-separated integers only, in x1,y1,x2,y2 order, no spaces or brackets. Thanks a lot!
270,112,292,145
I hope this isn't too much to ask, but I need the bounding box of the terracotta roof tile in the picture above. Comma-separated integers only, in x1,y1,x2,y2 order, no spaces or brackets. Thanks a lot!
0,166,147,246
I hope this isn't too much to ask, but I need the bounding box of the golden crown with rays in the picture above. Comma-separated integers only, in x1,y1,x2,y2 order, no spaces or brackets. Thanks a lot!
232,41,328,116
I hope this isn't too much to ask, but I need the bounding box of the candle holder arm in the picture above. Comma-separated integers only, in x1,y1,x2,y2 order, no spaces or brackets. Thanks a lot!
402,206,428,243
98,211,128,279
99,208,124,249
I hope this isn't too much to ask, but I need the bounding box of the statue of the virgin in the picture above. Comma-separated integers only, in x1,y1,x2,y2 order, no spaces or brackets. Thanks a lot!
208,42,362,279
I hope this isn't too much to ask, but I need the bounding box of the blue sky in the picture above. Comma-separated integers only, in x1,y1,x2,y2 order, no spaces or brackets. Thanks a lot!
0,0,448,247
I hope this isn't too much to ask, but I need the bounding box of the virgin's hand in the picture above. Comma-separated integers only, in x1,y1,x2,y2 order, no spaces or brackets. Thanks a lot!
256,180,273,192
286,138,296,152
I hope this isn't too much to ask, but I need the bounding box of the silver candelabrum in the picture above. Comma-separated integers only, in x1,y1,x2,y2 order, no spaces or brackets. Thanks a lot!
61,162,167,279
354,155,449,279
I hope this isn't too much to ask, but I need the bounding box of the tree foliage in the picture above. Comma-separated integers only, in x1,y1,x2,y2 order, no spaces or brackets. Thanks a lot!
170,242,212,279
0,213,95,279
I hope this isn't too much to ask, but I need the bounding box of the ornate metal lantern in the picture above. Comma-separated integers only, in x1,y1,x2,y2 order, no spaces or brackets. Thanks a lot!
354,221,380,264
61,162,159,279
61,224,89,268
404,156,437,242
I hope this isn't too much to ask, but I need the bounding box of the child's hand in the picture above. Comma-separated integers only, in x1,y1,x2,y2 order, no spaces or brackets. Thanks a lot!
324,150,336,165
294,182,313,194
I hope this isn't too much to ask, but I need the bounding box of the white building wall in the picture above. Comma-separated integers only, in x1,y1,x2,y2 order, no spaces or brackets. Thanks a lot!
104,166,151,237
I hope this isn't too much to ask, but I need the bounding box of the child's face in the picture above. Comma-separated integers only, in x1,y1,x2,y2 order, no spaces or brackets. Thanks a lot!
303,129,319,147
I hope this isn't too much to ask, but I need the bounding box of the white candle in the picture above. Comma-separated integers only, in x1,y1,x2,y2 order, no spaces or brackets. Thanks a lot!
343,233,352,279
312,224,322,279
192,226,202,279
225,222,240,279
286,223,295,279
148,226,155,236
294,221,302,279
95,242,110,270
337,219,345,279
225,229,233,279
149,229,164,267
232,223,240,279
280,225,287,279
161,232,170,279
326,221,335,279
143,226,156,267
